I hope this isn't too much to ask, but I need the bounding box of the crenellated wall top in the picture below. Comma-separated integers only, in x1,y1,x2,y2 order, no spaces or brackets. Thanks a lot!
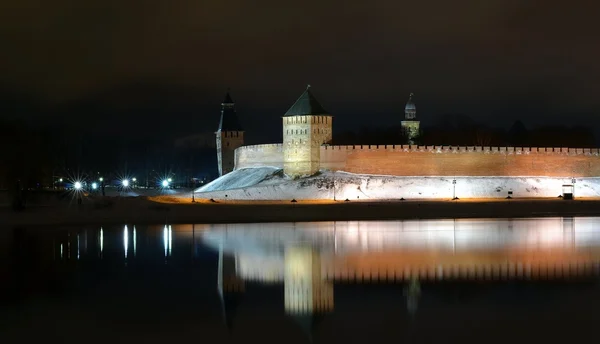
320,145,600,155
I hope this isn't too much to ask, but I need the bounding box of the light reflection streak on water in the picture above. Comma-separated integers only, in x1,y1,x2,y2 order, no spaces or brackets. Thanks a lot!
164,225,168,257
133,226,137,256
77,234,80,260
163,225,173,257
124,225,128,258
100,228,103,256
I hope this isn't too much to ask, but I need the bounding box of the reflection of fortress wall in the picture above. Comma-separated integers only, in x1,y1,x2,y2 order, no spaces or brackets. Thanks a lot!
218,250,245,293
206,218,600,283
323,251,600,282
284,247,333,313
236,145,600,177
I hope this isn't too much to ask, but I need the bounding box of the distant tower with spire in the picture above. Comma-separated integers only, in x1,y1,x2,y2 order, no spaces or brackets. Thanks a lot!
282,85,333,177
401,93,420,145
215,90,244,176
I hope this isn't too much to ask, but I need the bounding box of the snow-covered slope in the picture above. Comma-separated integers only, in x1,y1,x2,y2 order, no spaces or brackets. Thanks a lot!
196,167,282,192
195,167,600,200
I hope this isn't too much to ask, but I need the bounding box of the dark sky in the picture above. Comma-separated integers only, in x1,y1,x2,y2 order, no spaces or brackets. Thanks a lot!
2,0,600,143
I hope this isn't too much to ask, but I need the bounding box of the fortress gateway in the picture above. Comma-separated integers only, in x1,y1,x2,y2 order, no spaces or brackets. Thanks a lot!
208,87,600,200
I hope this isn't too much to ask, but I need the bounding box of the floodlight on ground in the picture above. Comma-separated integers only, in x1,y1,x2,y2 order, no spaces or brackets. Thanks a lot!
122,179,129,187
74,181,82,190
162,180,169,187
92,182,98,190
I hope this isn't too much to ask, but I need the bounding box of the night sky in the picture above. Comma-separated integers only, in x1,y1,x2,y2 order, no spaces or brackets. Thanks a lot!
2,1,600,144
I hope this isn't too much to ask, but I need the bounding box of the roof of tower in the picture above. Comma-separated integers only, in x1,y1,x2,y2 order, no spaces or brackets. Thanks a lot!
223,90,234,104
218,90,243,131
284,85,329,117
405,93,416,111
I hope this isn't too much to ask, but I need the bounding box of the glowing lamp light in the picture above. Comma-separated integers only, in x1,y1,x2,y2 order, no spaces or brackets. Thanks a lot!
122,179,130,187
59,178,63,182
74,181,82,190
167,178,172,182
161,180,169,187
132,178,137,182
99,177,104,182
92,182,98,190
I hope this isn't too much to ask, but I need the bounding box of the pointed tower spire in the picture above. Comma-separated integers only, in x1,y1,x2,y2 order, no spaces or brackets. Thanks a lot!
216,89,245,176
223,88,233,104
217,90,242,131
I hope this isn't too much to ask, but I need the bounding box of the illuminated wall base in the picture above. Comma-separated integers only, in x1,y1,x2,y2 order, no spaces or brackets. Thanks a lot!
196,168,600,201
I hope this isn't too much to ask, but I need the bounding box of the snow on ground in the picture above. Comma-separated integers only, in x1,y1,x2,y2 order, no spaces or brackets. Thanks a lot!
195,166,282,192
194,167,600,201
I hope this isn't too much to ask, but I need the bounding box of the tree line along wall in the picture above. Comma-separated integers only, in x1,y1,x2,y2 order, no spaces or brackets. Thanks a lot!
235,144,600,178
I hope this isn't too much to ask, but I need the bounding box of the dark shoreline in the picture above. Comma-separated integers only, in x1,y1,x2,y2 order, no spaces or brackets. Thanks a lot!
2,198,600,226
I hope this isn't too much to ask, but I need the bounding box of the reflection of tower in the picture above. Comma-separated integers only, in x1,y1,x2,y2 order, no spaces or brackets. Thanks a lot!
284,247,333,340
401,93,420,145
218,245,245,331
404,277,421,316
215,91,244,176
284,246,333,313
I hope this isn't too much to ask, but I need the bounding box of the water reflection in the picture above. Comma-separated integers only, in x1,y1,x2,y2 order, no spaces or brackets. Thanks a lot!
201,217,600,326
19,217,600,339
124,225,128,258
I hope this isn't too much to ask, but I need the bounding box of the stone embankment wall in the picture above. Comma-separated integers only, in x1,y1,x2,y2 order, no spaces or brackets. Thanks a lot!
235,144,600,178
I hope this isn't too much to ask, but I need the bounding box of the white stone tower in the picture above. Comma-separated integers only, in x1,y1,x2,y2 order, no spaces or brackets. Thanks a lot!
282,85,332,178
215,91,244,176
401,92,420,145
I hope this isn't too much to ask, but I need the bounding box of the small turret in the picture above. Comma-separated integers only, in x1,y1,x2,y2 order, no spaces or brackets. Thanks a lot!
401,92,420,145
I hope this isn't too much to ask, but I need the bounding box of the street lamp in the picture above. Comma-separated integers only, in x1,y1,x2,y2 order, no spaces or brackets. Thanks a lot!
162,180,169,188
92,182,98,190
452,179,458,200
74,181,82,190
122,179,130,187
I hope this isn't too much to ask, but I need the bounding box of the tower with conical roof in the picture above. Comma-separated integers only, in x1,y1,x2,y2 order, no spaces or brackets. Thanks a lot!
283,85,333,177
401,93,420,145
215,90,244,176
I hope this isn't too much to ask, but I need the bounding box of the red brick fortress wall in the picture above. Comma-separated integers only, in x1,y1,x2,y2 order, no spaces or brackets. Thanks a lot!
320,145,600,177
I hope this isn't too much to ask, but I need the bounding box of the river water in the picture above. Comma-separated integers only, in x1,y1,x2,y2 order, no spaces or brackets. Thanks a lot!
2,218,600,343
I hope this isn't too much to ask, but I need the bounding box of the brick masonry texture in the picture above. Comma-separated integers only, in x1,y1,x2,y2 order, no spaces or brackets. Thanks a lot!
236,144,600,178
